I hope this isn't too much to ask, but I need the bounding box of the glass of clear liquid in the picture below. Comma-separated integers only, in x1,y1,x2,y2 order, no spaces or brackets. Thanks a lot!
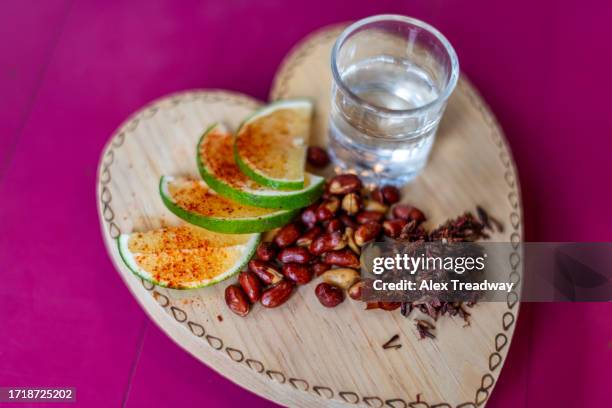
329,15,459,186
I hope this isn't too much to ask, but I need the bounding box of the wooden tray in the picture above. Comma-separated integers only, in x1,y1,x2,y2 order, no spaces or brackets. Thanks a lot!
97,25,523,408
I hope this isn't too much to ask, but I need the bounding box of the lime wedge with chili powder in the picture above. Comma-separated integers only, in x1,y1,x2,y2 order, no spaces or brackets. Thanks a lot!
117,225,260,289
197,123,324,209
234,99,312,189
159,175,299,233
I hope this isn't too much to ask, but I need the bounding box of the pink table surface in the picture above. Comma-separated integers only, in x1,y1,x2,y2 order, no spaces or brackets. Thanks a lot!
1,1,610,407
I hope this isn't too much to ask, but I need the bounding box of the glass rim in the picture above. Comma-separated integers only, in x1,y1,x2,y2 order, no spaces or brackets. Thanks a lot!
331,14,460,115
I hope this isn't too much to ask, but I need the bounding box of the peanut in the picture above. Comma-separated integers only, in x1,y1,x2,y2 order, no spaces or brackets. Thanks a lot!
392,204,426,223
355,222,382,246
315,282,344,307
325,218,343,234
282,263,313,285
248,259,283,285
383,219,408,238
379,301,401,311
262,228,280,243
296,226,322,247
238,271,262,303
309,231,346,255
341,193,361,215
316,197,340,221
321,268,360,289
322,249,360,268
327,174,362,195
381,185,400,204
364,199,388,213
307,146,330,168
392,204,412,220
274,223,302,248
340,213,359,229
348,280,365,300
225,284,250,317
316,206,333,222
256,242,277,261
344,227,360,255
356,210,385,224
371,185,400,205
312,261,331,277
277,246,312,264
410,208,426,224
300,203,318,229
260,280,295,308
371,187,385,204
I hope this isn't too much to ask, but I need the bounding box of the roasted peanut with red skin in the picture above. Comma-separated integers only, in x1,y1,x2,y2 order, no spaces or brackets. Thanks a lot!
348,280,365,300
278,246,312,264
261,280,295,308
325,218,343,233
315,283,344,307
341,193,361,215
248,259,283,285
300,203,318,228
238,271,262,303
365,301,402,311
409,208,426,223
322,249,360,268
379,301,402,311
371,185,400,205
282,263,313,284
355,222,382,246
316,197,340,221
316,206,333,222
309,231,347,255
274,223,301,248
296,226,322,247
340,213,359,229
356,210,385,224
225,284,250,316
306,146,330,168
312,261,331,276
381,185,400,204
392,204,411,220
256,242,277,261
383,219,408,238
392,204,426,223
327,174,362,195
371,188,385,204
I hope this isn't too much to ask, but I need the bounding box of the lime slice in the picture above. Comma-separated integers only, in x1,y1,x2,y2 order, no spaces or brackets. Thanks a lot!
234,99,312,189
159,176,299,233
117,225,260,289
197,123,324,209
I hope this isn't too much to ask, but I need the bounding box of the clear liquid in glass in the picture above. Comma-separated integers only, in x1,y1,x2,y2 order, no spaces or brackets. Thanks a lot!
329,55,443,186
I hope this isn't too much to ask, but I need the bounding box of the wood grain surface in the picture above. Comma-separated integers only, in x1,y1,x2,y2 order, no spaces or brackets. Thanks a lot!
97,25,523,408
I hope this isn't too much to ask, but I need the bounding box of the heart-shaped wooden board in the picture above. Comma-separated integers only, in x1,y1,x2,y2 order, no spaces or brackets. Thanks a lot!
97,25,523,408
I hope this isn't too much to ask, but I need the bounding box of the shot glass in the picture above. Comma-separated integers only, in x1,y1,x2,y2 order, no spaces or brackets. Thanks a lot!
329,14,459,186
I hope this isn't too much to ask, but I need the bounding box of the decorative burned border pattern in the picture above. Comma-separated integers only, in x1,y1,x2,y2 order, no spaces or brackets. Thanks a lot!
98,30,522,408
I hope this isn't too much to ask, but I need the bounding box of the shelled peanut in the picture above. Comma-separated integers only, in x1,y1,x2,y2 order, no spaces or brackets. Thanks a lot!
224,169,427,317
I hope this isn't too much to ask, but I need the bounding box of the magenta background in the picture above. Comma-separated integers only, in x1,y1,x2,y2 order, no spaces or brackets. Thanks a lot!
1,1,611,407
